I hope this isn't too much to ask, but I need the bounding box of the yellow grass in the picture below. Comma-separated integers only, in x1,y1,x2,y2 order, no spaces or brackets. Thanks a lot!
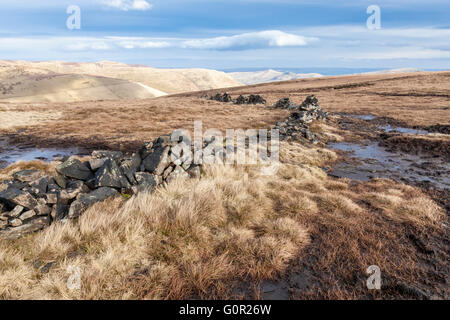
0,140,445,299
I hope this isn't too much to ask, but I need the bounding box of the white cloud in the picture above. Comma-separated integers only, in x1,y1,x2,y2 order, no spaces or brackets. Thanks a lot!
352,48,450,60
100,0,153,11
182,30,316,50
118,40,171,49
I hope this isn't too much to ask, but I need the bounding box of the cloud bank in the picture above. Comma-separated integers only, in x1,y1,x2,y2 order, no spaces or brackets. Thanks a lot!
100,0,153,11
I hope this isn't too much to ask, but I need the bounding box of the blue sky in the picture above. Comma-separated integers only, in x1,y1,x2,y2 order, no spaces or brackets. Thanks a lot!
0,0,449,71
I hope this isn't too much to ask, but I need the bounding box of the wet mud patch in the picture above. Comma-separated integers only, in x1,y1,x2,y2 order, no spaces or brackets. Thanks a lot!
328,141,449,190
379,133,450,160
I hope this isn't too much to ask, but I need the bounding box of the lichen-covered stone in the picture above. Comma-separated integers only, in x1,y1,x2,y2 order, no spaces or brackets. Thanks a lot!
56,157,94,181
94,159,130,189
0,188,38,209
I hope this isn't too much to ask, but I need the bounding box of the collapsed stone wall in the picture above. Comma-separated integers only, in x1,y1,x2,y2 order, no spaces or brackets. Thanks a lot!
272,95,328,143
205,93,266,105
0,135,201,239
0,95,327,239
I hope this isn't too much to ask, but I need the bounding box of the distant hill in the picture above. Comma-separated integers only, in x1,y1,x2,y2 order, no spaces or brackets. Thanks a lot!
227,68,424,85
228,69,323,85
0,60,242,103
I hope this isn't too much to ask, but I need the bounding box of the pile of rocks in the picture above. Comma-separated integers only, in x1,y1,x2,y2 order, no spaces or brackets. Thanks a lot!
273,95,328,143
0,134,201,239
206,93,266,105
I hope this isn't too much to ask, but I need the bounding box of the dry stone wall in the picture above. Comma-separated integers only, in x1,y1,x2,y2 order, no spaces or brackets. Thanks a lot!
0,95,327,239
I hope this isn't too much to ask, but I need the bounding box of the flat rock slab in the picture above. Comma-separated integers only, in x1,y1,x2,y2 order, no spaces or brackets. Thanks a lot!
13,170,42,183
68,187,118,219
0,216,50,240
91,151,123,162
56,157,94,181
0,187,38,209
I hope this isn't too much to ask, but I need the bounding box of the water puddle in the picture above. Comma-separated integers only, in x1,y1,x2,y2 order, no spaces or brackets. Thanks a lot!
348,114,376,121
328,142,450,189
379,125,430,135
0,147,81,169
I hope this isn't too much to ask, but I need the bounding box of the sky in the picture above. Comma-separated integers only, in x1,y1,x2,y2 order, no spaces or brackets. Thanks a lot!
0,0,449,71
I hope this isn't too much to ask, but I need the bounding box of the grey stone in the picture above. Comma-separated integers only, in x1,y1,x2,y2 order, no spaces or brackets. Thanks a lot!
45,193,58,205
29,176,49,196
0,220,7,229
51,204,69,221
68,187,118,219
8,205,24,218
143,146,171,175
275,98,298,110
166,166,189,183
138,141,154,160
13,170,41,183
19,210,36,221
119,153,141,185
94,159,130,189
89,158,107,171
9,218,23,227
91,150,123,162
34,204,51,216
54,172,67,189
0,187,38,209
133,172,159,193
0,216,50,239
56,157,94,181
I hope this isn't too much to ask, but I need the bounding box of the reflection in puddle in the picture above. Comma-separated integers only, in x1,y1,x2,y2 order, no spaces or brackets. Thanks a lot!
379,125,429,135
349,114,376,121
328,142,450,189
0,147,81,169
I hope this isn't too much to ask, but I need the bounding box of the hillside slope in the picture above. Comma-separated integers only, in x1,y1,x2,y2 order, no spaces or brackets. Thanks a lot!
0,60,241,103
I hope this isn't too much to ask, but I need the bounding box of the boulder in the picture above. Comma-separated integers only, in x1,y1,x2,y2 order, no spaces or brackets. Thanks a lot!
51,204,69,221
119,153,141,185
59,180,90,204
68,187,118,219
133,172,159,193
44,193,58,205
91,150,123,162
299,95,319,111
275,98,298,110
235,95,249,105
248,94,266,104
166,166,189,183
34,204,51,216
143,146,171,175
19,210,35,221
138,141,154,160
54,172,67,189
94,159,130,189
56,157,94,181
0,220,7,230
9,218,23,227
0,187,38,209
29,176,50,196
0,216,50,240
89,158,107,171
13,170,41,183
7,205,24,218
